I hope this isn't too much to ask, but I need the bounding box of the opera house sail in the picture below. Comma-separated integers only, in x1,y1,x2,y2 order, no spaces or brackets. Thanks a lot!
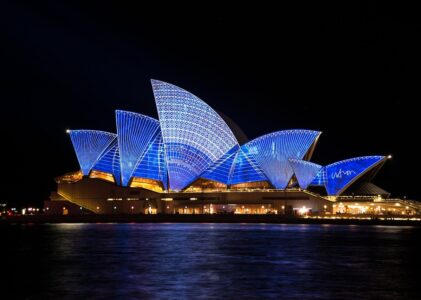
47,79,415,216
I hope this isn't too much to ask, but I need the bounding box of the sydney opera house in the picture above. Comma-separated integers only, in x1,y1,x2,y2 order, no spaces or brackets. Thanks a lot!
45,80,420,216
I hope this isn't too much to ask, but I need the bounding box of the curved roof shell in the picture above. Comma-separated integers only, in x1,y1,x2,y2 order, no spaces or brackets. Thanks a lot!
244,130,321,189
151,79,238,190
68,130,116,176
66,80,387,194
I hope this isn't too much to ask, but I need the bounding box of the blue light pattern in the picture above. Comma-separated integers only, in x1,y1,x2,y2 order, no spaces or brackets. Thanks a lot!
310,168,328,186
92,139,121,185
69,130,116,175
244,130,321,189
116,110,161,186
131,131,168,190
229,147,268,185
325,156,385,195
201,145,239,184
152,79,238,190
289,159,322,189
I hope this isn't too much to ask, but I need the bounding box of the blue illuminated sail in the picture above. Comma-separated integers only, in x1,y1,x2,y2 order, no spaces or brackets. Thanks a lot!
201,145,239,184
92,139,121,185
310,168,328,187
65,80,389,196
325,156,386,195
289,159,322,189
131,131,168,190
116,110,161,186
229,147,268,185
68,130,116,175
245,130,321,189
152,79,238,190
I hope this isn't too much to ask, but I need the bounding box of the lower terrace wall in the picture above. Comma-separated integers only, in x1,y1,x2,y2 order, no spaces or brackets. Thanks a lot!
47,178,332,215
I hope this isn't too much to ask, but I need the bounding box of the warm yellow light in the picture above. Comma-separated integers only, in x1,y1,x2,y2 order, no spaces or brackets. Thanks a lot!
130,178,163,192
66,129,71,134
90,170,115,183
387,154,392,159
298,206,309,215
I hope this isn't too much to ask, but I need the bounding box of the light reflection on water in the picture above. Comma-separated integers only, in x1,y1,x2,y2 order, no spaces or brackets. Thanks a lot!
1,223,420,299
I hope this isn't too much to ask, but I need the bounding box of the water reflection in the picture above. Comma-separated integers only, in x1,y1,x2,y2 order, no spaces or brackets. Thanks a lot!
1,224,420,299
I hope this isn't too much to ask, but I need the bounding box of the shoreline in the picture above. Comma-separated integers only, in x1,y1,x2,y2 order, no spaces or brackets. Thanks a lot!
1,214,421,226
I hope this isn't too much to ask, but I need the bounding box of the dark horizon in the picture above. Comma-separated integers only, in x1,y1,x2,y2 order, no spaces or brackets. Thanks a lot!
1,1,420,206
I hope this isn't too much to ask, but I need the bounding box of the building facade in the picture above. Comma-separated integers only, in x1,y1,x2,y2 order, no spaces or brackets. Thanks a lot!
45,80,419,216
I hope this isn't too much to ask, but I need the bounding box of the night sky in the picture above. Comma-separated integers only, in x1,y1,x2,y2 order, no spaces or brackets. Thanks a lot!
1,1,419,206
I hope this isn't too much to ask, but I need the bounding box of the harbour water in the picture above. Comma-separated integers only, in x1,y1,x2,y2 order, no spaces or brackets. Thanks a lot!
1,223,420,299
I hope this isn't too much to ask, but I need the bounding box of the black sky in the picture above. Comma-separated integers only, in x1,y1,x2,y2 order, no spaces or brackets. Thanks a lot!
1,1,419,205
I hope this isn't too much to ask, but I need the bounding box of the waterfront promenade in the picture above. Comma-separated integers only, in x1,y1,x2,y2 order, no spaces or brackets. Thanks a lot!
1,214,420,226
